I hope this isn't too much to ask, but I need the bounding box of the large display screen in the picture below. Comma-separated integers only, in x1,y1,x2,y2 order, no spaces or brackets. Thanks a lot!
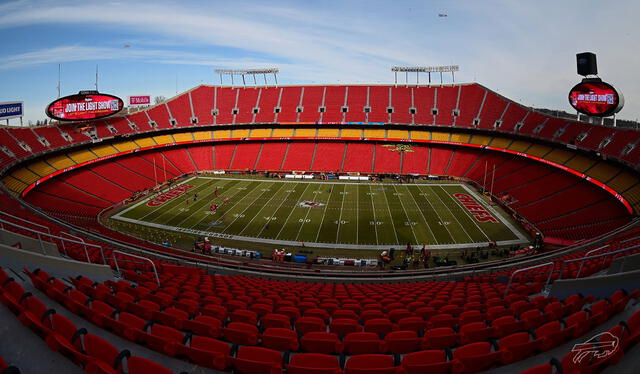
46,93,124,121
568,80,623,117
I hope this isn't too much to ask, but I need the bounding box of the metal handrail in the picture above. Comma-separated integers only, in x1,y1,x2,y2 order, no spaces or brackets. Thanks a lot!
0,217,105,262
112,250,160,286
60,232,90,263
504,262,555,297
575,245,610,278
0,211,51,236
560,244,640,279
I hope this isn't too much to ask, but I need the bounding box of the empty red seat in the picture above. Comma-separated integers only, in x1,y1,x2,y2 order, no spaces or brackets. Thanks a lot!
459,310,485,325
344,332,387,355
262,313,292,329
459,322,496,344
64,289,92,317
364,318,395,337
330,318,362,336
17,293,52,336
78,333,126,374
87,300,116,327
427,314,458,329
361,310,385,322
385,330,421,354
107,312,146,342
422,327,459,349
181,315,222,338
305,308,331,321
126,356,172,374
300,332,344,354
201,303,228,322
564,310,591,338
397,317,424,334
453,341,506,374
233,346,283,374
231,309,259,325
498,331,542,363
184,336,231,370
286,353,342,374
535,321,568,351
344,354,396,374
492,315,525,338
609,289,629,314
518,358,563,374
142,323,185,354
126,299,160,320
388,309,412,323
262,328,299,351
400,349,462,374
520,309,546,330
223,322,259,346
587,299,612,326
44,313,88,365
1,279,27,314
152,307,189,329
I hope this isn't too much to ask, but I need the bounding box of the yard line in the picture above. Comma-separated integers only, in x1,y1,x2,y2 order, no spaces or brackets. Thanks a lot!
220,182,278,234
183,180,255,229
380,184,401,246
295,184,333,242
239,182,290,236
274,183,312,239
402,185,438,244
440,186,491,242
256,183,299,238
428,185,474,242
314,183,334,242
334,184,347,243
415,185,456,243
392,184,420,245
367,185,381,245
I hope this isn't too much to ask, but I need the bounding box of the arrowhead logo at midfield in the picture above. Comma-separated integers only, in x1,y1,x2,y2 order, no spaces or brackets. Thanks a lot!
298,200,325,208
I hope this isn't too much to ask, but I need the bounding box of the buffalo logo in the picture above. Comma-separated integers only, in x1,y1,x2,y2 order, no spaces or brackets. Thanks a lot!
570,331,619,364
298,200,325,208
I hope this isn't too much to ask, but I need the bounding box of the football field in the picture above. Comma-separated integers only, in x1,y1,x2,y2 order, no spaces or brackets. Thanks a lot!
110,176,529,250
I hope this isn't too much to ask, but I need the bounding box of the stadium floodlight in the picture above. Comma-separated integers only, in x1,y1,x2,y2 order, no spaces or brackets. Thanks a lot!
391,65,459,85
214,68,280,87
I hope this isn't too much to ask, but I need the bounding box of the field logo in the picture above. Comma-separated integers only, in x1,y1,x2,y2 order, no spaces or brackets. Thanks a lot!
453,193,498,223
147,185,194,207
571,332,619,364
298,200,325,208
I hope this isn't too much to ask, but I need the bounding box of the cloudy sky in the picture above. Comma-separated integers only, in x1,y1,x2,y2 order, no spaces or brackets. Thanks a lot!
0,0,638,124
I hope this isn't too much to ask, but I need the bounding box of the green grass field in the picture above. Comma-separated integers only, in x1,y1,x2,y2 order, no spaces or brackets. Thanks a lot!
109,176,529,251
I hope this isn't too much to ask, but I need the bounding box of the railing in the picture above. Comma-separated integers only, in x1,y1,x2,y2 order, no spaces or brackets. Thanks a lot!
0,217,105,263
60,232,90,263
559,245,640,279
0,211,51,237
504,262,555,297
111,250,160,286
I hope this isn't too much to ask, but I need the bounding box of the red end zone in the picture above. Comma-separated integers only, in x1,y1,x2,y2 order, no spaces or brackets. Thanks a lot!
453,193,498,223
147,184,194,207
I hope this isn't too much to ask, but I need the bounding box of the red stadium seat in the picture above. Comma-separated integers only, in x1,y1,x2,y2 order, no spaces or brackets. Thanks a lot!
183,336,232,370
364,318,395,337
400,349,462,374
262,313,292,329
344,354,396,374
142,323,185,354
126,356,173,374
492,315,525,338
223,322,259,346
343,332,387,355
422,327,459,349
535,321,568,351
233,346,283,374
385,330,421,354
453,342,506,374
286,353,342,374
459,322,496,344
497,332,542,363
300,332,344,354
262,328,299,351
330,318,363,336
181,315,222,338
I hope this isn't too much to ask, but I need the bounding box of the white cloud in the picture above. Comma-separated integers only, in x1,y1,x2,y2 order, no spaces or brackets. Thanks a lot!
0,0,638,121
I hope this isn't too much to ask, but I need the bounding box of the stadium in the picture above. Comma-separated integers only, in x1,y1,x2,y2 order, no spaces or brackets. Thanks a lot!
1,3,640,374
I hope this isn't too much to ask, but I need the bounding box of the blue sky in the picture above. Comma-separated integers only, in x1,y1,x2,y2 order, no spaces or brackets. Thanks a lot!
0,0,638,124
